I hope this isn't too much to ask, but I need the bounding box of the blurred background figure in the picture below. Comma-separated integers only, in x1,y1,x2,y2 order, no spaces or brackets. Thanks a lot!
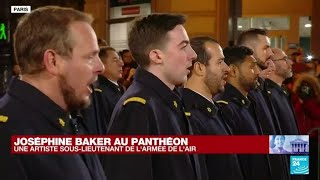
292,73,320,134
119,49,138,88
97,46,124,127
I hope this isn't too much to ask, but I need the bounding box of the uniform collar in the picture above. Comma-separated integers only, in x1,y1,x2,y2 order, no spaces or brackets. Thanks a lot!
134,67,183,111
223,83,251,108
182,88,218,117
98,75,122,92
7,78,70,130
265,79,289,96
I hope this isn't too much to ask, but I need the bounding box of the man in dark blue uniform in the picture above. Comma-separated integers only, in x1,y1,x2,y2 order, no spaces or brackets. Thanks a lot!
96,46,124,127
181,36,244,180
265,48,299,134
105,14,204,180
237,28,279,134
262,48,304,180
0,6,106,180
214,46,272,180
237,29,291,180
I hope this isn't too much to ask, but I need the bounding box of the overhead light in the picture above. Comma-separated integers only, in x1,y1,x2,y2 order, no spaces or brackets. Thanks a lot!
304,23,312,28
306,55,313,61
238,25,243,29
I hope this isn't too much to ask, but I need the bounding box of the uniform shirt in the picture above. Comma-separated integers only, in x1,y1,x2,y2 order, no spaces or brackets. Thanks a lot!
181,88,244,180
105,67,203,180
97,75,124,127
0,78,106,180
214,83,272,180
263,79,299,135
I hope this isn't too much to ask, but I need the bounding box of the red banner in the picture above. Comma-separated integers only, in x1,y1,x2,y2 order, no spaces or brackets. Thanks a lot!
11,135,269,154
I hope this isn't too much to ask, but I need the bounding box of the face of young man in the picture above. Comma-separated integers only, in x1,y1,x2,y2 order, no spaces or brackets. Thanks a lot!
103,50,124,81
252,35,274,69
237,55,260,92
203,42,229,95
161,25,197,88
57,21,104,111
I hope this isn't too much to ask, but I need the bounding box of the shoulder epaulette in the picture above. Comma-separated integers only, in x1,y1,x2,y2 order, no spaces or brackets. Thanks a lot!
123,97,147,105
0,115,8,123
94,88,102,92
184,112,191,117
215,100,228,105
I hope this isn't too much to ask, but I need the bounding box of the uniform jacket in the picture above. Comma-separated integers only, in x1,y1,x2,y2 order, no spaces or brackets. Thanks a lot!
181,88,244,180
97,75,124,127
105,67,204,180
263,79,299,135
214,83,272,180
250,79,291,180
0,78,106,180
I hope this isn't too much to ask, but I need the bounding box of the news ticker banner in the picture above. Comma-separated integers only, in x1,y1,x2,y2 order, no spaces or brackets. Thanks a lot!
11,135,309,155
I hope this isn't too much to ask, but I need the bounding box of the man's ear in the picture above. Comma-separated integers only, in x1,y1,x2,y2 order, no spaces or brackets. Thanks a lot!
43,49,60,75
149,49,163,64
228,64,238,77
193,62,206,76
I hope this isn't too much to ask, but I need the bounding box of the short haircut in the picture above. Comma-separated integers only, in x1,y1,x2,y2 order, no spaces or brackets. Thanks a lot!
190,36,219,66
223,46,254,66
236,28,268,46
14,6,93,74
128,14,186,68
188,36,218,77
99,46,117,63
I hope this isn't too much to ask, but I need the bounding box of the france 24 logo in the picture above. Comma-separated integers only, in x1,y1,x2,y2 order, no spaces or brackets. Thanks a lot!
290,156,309,175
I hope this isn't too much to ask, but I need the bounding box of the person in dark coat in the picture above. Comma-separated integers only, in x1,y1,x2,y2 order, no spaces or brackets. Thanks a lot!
97,46,125,127
264,49,304,180
214,46,272,180
181,36,244,180
237,28,279,134
0,6,106,180
237,29,291,180
265,48,299,135
105,14,204,180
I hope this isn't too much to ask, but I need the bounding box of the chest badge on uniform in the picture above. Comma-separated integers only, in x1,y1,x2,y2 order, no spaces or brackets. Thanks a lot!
207,107,212,112
173,100,178,108
241,99,246,105
59,118,65,127
0,115,8,123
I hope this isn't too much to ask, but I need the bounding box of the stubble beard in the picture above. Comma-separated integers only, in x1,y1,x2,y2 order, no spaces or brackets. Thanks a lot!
58,74,90,111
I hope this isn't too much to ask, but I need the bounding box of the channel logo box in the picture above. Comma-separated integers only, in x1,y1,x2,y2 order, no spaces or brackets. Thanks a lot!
290,156,309,175
11,6,31,13
269,135,309,154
